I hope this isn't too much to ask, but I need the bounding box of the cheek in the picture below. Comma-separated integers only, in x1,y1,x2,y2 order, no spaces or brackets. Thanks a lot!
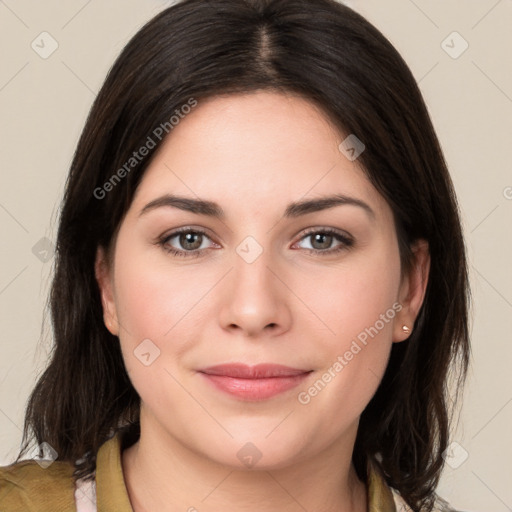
295,244,401,419
112,242,213,342
110,243,218,392
305,241,401,345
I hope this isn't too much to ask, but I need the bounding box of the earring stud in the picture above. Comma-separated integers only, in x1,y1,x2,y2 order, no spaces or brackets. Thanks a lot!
402,325,411,334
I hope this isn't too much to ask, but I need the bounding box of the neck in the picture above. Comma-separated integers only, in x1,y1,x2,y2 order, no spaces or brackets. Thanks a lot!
122,410,367,512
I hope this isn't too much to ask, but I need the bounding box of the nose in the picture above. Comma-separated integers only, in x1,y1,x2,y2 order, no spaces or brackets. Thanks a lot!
218,245,292,338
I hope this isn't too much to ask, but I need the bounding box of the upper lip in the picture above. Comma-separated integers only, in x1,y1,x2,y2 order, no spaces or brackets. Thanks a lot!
199,363,311,379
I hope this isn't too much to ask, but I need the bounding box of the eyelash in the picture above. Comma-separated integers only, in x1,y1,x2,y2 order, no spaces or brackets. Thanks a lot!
157,226,354,259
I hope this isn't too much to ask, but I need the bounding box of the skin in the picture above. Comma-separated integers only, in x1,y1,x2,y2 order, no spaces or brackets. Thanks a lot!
95,91,430,512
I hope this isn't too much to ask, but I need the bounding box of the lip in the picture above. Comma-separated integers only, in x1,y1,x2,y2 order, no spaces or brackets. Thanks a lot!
198,363,313,401
199,363,310,378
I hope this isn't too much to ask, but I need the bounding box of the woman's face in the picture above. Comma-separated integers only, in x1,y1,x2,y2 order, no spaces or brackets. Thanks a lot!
96,91,427,470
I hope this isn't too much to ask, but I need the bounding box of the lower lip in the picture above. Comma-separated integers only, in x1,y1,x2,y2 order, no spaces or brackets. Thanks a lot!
199,372,311,401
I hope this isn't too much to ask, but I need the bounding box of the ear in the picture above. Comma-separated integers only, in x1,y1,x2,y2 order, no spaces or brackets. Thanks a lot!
94,246,119,336
393,239,430,342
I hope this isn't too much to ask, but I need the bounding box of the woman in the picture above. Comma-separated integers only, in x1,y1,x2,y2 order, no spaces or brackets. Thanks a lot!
0,0,470,510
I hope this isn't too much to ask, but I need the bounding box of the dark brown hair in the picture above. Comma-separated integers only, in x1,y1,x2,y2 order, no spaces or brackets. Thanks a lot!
16,1,470,510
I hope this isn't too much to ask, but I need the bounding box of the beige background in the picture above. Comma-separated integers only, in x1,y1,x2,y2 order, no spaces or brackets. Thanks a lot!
0,1,511,510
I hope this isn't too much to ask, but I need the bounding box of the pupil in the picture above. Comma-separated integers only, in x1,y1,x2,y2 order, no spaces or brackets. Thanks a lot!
182,233,201,250
314,233,331,249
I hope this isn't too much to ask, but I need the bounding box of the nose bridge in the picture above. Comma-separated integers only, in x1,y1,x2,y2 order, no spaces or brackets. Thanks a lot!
232,233,277,296
219,232,290,335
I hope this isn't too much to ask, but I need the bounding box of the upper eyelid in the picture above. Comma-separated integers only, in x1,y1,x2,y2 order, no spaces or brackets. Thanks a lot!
296,226,352,240
162,226,217,244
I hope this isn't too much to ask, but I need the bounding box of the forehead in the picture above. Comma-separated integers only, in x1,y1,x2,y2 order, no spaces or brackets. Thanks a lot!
130,91,388,221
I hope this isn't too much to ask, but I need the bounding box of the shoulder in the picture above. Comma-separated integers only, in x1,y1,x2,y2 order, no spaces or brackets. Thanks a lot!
391,488,461,512
0,459,77,511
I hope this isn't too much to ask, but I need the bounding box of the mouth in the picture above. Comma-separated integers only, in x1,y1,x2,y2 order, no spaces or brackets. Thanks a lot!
197,363,313,401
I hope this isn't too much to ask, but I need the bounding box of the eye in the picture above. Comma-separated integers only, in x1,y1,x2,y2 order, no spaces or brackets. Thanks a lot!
157,226,354,258
158,228,216,258
294,227,354,256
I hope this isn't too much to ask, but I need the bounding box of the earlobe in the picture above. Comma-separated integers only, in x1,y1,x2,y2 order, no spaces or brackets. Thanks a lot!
94,246,119,336
394,239,430,342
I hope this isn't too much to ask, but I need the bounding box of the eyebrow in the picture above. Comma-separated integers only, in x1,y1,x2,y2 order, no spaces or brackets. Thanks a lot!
138,193,375,220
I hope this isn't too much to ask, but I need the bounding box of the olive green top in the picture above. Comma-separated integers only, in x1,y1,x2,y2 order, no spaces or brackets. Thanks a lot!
0,432,399,511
